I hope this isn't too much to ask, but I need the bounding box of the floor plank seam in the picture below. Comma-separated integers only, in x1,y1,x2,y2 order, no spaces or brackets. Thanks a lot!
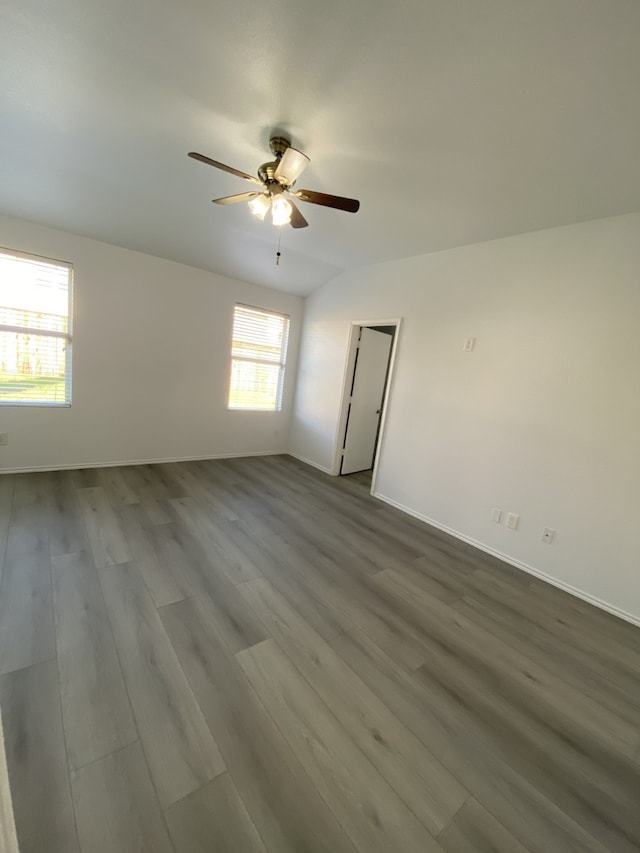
93,559,170,819
177,612,354,852
231,641,385,852
236,594,467,844
435,794,471,840
48,514,82,852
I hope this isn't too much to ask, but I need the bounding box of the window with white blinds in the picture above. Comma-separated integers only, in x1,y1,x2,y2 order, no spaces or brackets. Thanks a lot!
229,304,290,411
0,248,73,406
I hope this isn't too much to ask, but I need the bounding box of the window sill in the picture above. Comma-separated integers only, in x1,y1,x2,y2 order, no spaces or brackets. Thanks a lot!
0,402,72,408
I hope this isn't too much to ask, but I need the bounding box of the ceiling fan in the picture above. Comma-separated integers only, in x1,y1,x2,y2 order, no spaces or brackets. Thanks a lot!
188,136,360,229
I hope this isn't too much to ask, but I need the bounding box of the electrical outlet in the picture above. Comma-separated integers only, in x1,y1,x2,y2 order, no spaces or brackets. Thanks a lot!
463,337,475,352
505,512,519,530
491,507,502,524
542,527,555,544
0,433,7,446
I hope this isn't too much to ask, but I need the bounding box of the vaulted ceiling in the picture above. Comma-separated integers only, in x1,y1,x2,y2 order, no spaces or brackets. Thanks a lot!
2,0,640,295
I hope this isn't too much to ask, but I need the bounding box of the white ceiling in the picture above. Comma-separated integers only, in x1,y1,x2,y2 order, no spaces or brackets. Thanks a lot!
2,0,640,296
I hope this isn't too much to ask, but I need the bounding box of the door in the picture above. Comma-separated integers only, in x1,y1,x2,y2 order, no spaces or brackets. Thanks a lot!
341,327,393,475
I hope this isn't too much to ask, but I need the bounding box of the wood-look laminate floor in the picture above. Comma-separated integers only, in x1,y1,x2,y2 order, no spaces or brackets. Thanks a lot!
0,455,639,852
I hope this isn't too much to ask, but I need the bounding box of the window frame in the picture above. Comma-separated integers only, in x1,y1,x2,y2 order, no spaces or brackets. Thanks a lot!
0,247,74,408
228,303,290,413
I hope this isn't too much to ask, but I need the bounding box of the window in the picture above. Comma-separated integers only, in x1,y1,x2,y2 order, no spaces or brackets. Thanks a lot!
229,304,290,411
0,248,73,406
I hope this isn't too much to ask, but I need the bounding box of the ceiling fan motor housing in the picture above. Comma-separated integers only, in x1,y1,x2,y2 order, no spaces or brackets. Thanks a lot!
257,161,279,186
258,137,294,191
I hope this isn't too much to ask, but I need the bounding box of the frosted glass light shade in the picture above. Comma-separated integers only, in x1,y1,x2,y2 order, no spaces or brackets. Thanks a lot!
271,197,292,226
248,194,271,220
274,147,310,185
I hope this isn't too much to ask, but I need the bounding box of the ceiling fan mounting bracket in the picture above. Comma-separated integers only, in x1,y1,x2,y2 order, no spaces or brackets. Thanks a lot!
269,136,291,159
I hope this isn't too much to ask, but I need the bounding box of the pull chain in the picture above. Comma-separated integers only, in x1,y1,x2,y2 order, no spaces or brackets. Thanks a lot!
275,229,282,266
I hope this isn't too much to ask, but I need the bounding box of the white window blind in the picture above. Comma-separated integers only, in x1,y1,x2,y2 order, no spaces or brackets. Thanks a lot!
0,248,73,406
229,304,290,411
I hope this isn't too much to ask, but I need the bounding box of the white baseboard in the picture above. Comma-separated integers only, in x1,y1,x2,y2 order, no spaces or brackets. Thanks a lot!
287,452,333,475
374,490,640,629
0,449,284,475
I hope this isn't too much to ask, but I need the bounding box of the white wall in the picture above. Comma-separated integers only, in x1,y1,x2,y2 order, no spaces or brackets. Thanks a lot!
0,215,302,471
290,213,640,624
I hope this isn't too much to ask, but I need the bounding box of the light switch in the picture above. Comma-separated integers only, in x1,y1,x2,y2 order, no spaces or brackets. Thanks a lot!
505,512,519,530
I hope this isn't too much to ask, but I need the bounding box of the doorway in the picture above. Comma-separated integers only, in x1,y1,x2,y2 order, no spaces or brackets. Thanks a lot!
337,320,400,486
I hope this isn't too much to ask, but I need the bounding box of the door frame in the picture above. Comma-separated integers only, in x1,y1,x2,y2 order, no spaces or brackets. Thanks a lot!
332,317,402,494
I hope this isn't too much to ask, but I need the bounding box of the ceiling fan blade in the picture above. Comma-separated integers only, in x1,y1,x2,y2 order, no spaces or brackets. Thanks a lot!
293,189,360,213
288,199,309,229
212,191,261,205
274,147,310,185
188,152,261,185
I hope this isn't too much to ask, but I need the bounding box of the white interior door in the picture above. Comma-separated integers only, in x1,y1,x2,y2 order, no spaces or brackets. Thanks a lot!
341,327,393,475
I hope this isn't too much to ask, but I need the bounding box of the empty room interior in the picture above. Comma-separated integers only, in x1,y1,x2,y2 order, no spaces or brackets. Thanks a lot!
1,2,639,851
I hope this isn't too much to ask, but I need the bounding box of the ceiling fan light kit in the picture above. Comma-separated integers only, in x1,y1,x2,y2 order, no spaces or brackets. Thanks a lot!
248,193,271,220
188,136,360,230
271,197,293,226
